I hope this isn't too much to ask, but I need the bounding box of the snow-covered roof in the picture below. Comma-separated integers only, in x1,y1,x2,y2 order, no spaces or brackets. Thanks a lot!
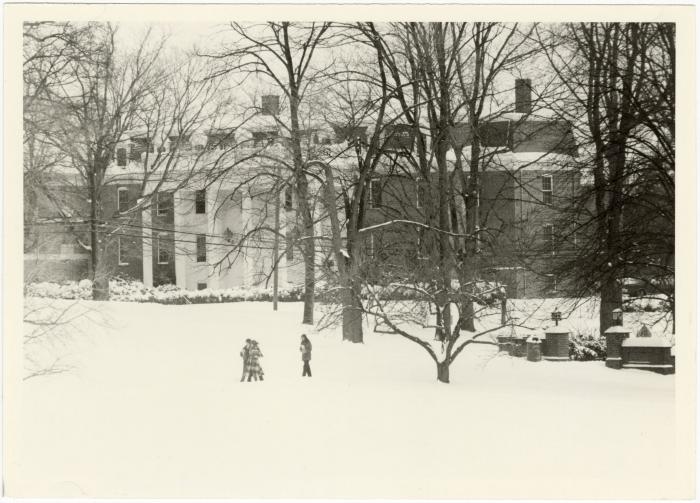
622,337,673,348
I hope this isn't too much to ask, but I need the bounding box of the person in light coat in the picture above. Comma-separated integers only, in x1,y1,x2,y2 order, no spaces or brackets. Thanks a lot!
300,334,312,377
247,341,264,381
240,339,252,382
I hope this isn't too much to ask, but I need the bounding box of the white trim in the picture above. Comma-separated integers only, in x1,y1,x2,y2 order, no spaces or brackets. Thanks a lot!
415,177,423,209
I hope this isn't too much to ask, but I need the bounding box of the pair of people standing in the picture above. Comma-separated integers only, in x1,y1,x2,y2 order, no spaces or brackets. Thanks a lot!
240,339,264,382
238,335,312,381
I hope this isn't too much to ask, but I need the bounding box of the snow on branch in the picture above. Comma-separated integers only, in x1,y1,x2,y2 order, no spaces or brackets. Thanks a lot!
358,219,484,238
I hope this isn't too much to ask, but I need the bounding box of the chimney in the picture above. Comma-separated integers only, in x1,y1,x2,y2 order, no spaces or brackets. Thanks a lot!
515,79,532,114
261,95,280,116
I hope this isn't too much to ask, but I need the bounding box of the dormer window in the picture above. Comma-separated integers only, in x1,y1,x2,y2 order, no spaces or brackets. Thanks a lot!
206,129,236,150
116,147,127,167
384,124,414,151
129,136,154,161
261,95,280,116
252,131,278,147
333,125,368,145
169,135,192,152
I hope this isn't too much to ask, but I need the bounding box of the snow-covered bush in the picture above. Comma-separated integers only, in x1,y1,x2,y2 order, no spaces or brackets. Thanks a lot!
25,279,305,305
569,335,606,361
622,296,669,312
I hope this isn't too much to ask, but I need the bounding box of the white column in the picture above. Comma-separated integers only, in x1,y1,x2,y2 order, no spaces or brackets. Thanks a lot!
141,208,153,287
206,190,220,290
241,195,253,287
173,191,188,289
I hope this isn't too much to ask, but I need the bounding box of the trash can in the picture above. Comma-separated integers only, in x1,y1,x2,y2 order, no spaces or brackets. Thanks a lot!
526,337,542,362
510,336,527,357
497,335,512,352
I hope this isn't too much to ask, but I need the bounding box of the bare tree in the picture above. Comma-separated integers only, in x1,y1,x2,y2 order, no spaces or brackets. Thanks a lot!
538,22,675,333
203,22,336,325
24,22,167,299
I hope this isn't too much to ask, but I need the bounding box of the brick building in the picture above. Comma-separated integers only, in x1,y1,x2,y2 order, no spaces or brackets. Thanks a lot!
25,84,583,298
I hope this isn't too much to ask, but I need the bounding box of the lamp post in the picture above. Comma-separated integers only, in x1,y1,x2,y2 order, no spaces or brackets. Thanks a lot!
551,307,562,326
612,308,623,327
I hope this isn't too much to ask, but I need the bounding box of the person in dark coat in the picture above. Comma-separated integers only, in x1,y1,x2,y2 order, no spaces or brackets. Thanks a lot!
240,339,252,382
300,334,312,377
247,340,264,381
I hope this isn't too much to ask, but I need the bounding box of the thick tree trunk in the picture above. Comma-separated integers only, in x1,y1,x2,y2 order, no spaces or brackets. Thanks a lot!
435,309,445,341
89,168,109,301
599,278,622,335
459,298,476,331
288,86,314,325
302,240,315,325
437,360,450,383
342,283,363,343
341,257,364,342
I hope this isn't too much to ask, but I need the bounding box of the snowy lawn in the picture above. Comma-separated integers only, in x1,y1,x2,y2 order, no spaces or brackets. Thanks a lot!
14,298,676,498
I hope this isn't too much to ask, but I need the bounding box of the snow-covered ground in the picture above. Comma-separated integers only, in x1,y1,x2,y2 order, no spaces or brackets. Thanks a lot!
12,298,677,498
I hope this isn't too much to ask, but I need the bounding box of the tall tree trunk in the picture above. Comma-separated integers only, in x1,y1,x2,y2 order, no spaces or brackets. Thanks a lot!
436,360,450,383
342,276,364,343
599,278,622,335
89,168,109,300
288,85,315,325
341,247,363,342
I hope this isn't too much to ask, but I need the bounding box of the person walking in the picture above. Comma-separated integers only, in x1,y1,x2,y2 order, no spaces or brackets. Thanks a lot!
239,339,252,382
300,334,312,377
247,340,264,381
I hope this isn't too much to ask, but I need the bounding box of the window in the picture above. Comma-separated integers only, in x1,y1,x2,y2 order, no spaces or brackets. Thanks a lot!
157,233,171,264
286,230,294,260
515,78,532,114
542,175,553,205
197,282,207,291
543,224,555,253
118,236,128,265
284,187,293,211
369,179,382,208
545,274,557,292
416,178,426,209
116,187,129,213
195,190,206,214
157,192,173,217
196,235,207,262
116,147,127,167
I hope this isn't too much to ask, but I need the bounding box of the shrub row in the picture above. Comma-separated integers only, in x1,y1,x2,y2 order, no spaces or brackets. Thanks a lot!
25,279,305,305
